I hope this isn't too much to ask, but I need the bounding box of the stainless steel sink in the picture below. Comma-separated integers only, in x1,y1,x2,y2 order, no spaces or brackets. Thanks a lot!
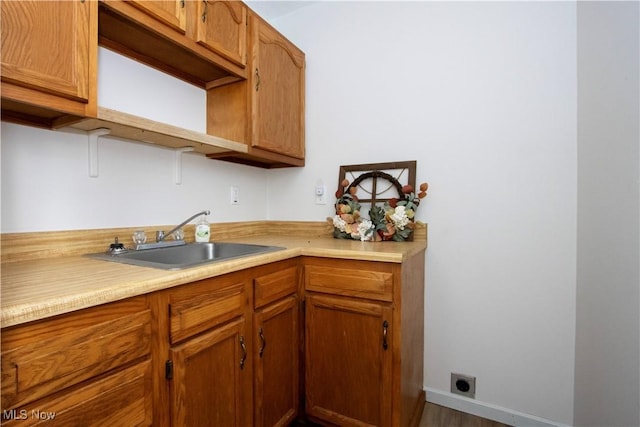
88,242,285,270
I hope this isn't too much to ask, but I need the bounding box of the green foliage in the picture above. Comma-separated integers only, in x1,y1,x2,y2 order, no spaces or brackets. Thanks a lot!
393,227,412,241
333,228,351,239
369,205,387,232
398,192,418,211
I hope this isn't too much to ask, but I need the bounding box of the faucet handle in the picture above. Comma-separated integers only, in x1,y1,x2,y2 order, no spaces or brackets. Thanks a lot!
156,230,165,242
173,228,185,241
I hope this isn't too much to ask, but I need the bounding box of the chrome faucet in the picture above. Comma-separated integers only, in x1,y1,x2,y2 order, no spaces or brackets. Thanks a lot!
157,210,210,242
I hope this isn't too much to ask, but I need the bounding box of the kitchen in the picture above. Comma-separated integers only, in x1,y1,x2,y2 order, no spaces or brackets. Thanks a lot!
1,1,639,427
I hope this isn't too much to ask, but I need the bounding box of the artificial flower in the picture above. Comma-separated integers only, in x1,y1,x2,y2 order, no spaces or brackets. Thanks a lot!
390,206,410,230
358,219,374,241
332,176,429,242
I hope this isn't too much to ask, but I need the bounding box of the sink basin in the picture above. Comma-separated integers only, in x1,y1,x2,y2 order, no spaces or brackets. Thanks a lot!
88,242,285,270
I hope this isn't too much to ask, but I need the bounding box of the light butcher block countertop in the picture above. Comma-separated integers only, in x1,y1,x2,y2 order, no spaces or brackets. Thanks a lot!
1,228,427,328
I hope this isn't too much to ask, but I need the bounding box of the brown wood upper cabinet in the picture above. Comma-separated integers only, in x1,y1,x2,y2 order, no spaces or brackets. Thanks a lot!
0,0,98,127
127,0,248,68
128,0,187,33
2,0,305,168
251,13,305,161
207,12,305,168
191,1,248,68
99,0,247,88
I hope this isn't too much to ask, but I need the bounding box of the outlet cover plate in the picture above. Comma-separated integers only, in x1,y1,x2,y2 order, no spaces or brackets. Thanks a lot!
230,186,240,205
451,373,476,399
315,185,327,205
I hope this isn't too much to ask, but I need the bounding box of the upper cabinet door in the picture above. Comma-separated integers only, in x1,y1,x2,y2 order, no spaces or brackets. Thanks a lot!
128,0,187,33
194,1,247,67
1,0,94,104
252,15,305,160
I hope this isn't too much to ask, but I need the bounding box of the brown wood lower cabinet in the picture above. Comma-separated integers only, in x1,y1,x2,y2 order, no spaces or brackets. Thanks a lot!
164,272,253,426
305,293,393,426
253,261,300,427
254,295,299,427
0,296,153,426
170,317,250,426
162,259,300,427
302,255,426,427
2,361,153,427
0,254,424,427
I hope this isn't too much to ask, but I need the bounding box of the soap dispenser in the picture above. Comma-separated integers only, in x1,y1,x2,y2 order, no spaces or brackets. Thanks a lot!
195,213,210,243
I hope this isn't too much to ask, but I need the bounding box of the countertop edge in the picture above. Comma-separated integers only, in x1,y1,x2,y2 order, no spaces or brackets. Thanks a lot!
1,235,426,328
0,249,302,328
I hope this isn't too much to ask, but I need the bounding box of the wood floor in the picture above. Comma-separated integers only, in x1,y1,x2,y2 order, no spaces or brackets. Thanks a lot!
295,402,512,426
420,402,512,427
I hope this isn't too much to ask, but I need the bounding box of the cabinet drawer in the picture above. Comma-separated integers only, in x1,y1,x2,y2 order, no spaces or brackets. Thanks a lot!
1,297,151,409
169,275,248,344
254,266,298,309
304,260,393,302
2,360,153,426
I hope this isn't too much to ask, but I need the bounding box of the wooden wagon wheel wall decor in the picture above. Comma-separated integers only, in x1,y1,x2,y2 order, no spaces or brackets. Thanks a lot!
330,161,429,241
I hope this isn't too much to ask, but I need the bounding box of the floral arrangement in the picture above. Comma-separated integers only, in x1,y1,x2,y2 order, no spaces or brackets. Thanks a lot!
330,179,429,242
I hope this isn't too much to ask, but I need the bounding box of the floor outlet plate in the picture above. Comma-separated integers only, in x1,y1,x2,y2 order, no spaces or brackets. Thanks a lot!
451,373,476,399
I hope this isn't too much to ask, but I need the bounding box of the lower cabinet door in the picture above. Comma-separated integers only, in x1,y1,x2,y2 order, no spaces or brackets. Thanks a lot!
1,360,153,426
305,293,393,427
254,295,299,427
169,317,250,427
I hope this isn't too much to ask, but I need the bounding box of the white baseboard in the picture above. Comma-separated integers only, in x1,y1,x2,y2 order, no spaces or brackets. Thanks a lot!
425,388,572,427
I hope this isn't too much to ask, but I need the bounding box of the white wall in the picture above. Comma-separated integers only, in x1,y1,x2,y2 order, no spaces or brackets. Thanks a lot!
269,2,577,425
3,2,639,427
575,2,640,426
1,48,270,232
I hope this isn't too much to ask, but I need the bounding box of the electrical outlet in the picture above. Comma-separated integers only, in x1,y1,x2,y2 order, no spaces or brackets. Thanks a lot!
315,185,327,205
230,186,240,205
451,373,476,399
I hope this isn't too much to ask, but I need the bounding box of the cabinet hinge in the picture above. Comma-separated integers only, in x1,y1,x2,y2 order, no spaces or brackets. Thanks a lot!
165,360,174,380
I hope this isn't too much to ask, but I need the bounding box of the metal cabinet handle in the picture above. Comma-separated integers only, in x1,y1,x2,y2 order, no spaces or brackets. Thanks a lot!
382,320,389,350
255,68,260,91
180,0,185,8
201,0,208,22
239,335,247,369
258,328,266,358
